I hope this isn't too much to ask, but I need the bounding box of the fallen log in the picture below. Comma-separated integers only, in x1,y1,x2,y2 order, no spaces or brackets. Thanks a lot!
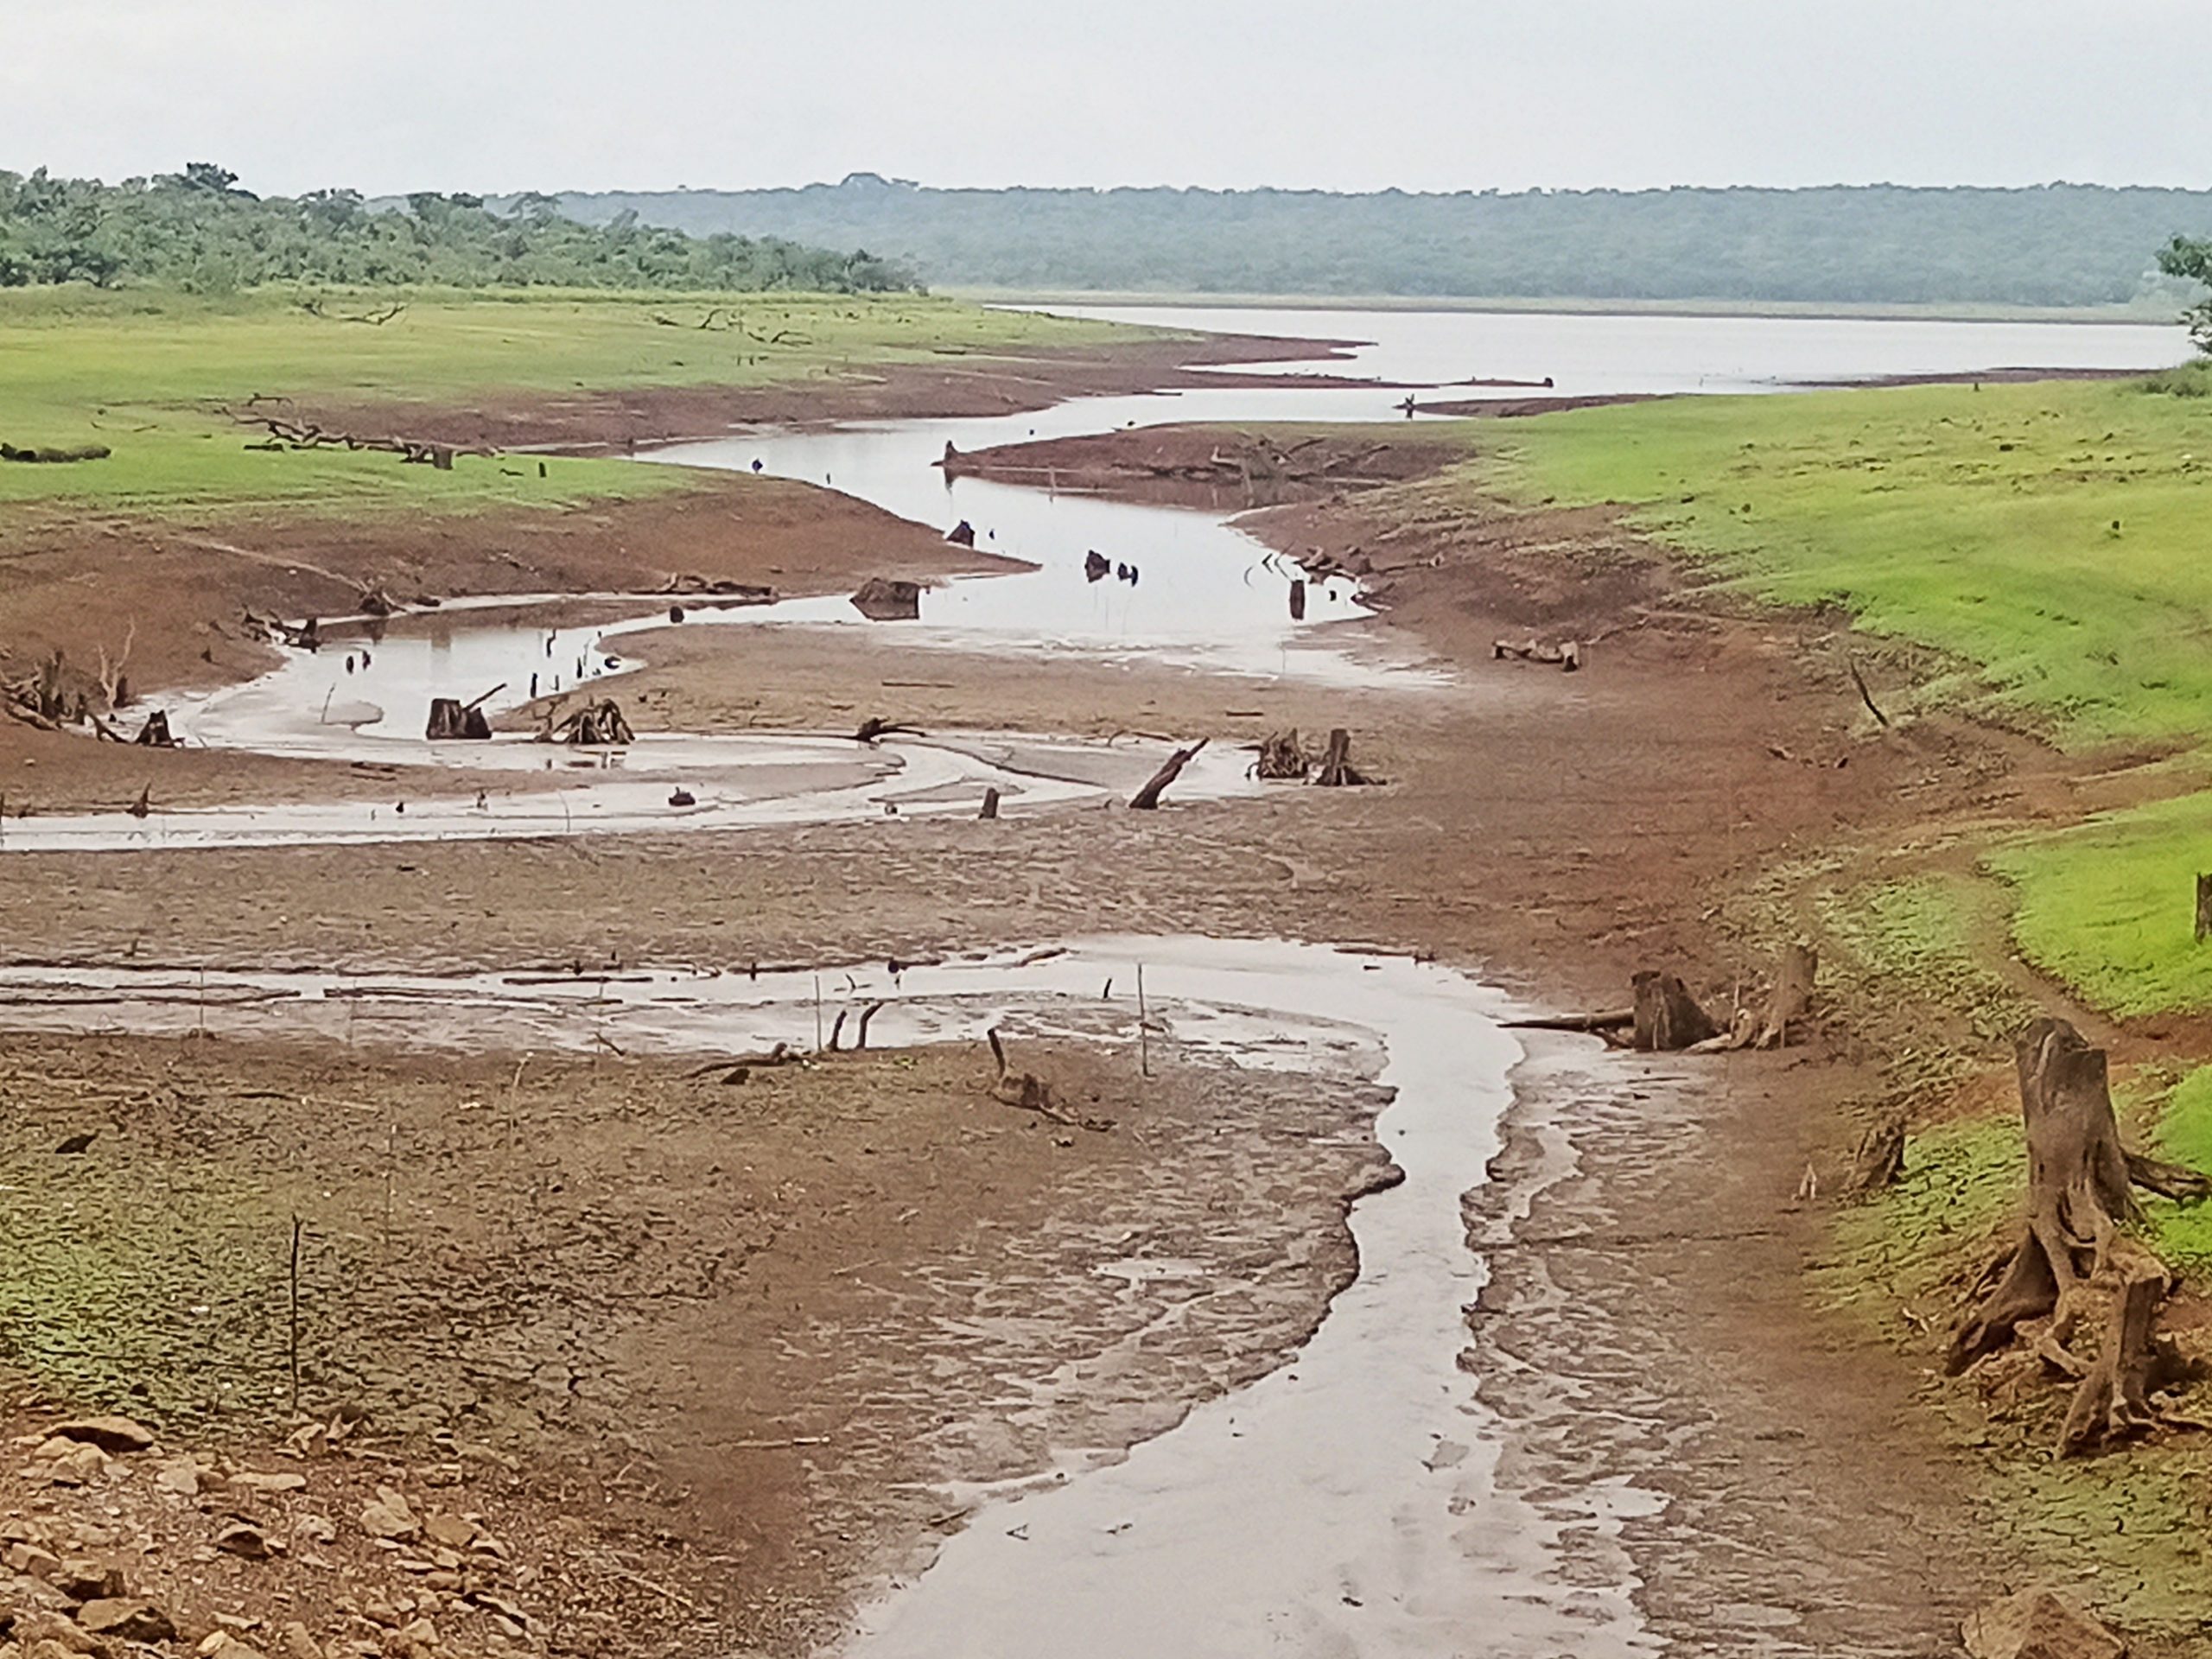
0,442,111,463
1129,739,1206,810
1502,1008,1635,1033
854,715,921,744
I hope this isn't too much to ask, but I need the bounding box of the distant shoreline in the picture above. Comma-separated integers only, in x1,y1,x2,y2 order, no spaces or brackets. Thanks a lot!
962,289,2183,327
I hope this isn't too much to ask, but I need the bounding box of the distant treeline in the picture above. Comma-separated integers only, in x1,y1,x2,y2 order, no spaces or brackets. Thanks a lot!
532,177,2212,308
0,164,918,293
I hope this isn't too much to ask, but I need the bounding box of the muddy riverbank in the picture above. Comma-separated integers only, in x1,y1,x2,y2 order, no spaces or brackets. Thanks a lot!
0,320,2143,1657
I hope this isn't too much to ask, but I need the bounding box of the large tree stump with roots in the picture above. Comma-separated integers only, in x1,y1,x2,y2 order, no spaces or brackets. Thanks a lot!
1311,728,1375,787
1630,970,1721,1052
1947,1018,2209,1375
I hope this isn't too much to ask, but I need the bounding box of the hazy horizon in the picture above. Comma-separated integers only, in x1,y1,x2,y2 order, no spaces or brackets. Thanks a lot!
2,0,2206,200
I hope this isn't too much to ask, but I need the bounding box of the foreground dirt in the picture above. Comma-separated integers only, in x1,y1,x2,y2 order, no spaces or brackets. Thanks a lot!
1,1030,1389,1657
0,363,2157,1655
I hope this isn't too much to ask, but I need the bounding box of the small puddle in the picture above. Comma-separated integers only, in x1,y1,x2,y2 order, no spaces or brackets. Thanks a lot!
0,937,1658,1654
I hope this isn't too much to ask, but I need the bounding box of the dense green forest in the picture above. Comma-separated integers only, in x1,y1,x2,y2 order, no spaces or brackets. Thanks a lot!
0,164,916,293
535,178,2212,308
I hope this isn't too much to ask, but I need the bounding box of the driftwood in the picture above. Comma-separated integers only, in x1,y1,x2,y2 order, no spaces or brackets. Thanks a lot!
656,574,775,601
1130,739,1207,810
1630,971,1722,1052
1503,1008,1635,1034
232,402,484,469
854,716,921,744
1847,655,1891,727
0,442,111,463
985,1028,1110,1132
544,699,634,746
1254,729,1306,780
850,577,922,620
1494,638,1582,671
1312,728,1376,787
1947,1019,2209,1376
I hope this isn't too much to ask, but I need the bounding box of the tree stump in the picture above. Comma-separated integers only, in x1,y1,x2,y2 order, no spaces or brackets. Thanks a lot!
132,711,175,748
2196,873,2212,943
1255,729,1306,779
1849,1114,1908,1192
425,697,492,741
1753,944,1817,1048
1947,1018,2208,1373
1288,578,1307,620
1312,728,1374,787
849,578,922,620
1630,971,1721,1051
978,787,1001,820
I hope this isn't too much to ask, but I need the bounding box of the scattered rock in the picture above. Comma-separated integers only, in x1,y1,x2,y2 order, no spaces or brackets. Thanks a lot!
1963,1587,2126,1659
228,1471,307,1495
1,1543,60,1580
274,1622,325,1659
213,1522,271,1561
153,1459,202,1497
76,1597,176,1643
50,1560,122,1601
48,1419,154,1456
359,1488,420,1544
421,1515,474,1550
11,1609,105,1655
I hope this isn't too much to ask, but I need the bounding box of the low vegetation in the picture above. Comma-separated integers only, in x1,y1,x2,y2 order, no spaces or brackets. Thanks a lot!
0,286,1122,517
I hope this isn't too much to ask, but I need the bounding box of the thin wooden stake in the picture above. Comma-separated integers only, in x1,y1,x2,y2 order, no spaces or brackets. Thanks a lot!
288,1213,303,1418
814,973,824,1052
1137,963,1150,1078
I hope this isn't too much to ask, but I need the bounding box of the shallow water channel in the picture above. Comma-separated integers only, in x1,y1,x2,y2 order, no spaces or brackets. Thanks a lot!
0,936,1656,1656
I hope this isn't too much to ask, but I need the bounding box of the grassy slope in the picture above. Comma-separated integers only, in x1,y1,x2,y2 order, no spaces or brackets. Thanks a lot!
1460,377,2212,1015
0,287,1122,518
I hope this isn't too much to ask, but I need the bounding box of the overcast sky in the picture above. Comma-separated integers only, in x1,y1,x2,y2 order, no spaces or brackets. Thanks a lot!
3,0,2206,198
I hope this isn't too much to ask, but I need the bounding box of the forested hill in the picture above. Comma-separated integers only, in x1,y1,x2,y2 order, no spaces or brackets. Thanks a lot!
0,164,917,293
531,178,2212,308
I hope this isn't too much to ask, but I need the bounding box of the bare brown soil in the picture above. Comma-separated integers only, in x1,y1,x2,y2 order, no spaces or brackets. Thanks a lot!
0,359,2136,1656
0,475,1013,810
937,423,1466,510
0,1031,1388,1657
281,333,1381,456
